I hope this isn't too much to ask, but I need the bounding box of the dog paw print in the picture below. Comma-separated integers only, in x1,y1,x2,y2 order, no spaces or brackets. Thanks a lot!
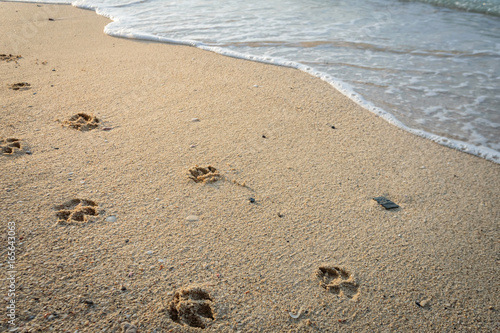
54,199,98,224
62,113,99,131
9,82,31,91
316,266,360,299
167,286,215,329
1,54,22,63
188,165,220,183
1,138,22,155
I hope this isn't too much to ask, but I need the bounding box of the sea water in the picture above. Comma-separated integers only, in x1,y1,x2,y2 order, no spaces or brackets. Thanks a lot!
6,0,500,162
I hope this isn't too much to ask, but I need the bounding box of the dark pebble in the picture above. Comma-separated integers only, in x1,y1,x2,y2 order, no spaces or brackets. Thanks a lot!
249,197,255,203
81,299,94,306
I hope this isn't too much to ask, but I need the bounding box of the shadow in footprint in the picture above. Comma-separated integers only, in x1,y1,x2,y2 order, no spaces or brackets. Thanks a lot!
316,266,360,299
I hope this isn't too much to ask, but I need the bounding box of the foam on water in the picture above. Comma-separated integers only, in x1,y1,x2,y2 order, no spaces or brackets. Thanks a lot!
5,0,500,163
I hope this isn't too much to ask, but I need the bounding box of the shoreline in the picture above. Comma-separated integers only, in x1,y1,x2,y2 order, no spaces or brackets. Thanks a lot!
11,0,500,163
1,2,499,332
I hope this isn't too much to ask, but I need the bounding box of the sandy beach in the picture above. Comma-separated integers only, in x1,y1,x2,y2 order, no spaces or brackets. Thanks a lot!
1,2,499,332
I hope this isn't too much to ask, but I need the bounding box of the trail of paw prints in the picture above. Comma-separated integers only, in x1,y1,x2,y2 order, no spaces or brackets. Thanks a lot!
1,138,23,155
188,165,220,183
167,286,215,329
316,266,360,299
54,199,98,224
61,113,100,131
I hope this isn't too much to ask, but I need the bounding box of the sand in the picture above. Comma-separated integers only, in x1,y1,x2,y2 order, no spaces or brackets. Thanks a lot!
0,2,498,332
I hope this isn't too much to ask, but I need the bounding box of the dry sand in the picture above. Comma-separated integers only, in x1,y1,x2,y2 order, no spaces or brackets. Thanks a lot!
0,2,499,332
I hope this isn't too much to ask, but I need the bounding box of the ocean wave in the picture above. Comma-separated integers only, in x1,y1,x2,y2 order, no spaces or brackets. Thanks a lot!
400,0,500,16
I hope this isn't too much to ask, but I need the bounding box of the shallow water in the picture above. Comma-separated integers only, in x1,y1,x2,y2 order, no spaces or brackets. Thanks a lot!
7,0,500,162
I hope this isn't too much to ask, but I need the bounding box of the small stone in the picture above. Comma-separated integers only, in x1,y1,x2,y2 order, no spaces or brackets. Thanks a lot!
120,284,127,291
106,215,117,222
147,251,153,255
190,144,197,148
191,118,200,122
249,198,256,203
158,259,165,263
25,150,32,155
186,215,199,222
81,299,94,306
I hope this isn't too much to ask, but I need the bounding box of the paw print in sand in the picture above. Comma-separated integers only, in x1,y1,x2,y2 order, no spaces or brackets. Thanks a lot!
167,286,215,329
188,165,220,183
55,199,98,224
1,138,22,155
9,82,31,91
316,266,360,299
62,113,99,131
0,54,22,63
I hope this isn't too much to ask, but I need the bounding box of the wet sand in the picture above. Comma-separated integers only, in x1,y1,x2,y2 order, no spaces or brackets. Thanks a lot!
0,2,499,332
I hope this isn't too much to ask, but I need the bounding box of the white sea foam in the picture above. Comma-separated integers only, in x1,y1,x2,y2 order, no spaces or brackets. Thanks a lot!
5,0,500,163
